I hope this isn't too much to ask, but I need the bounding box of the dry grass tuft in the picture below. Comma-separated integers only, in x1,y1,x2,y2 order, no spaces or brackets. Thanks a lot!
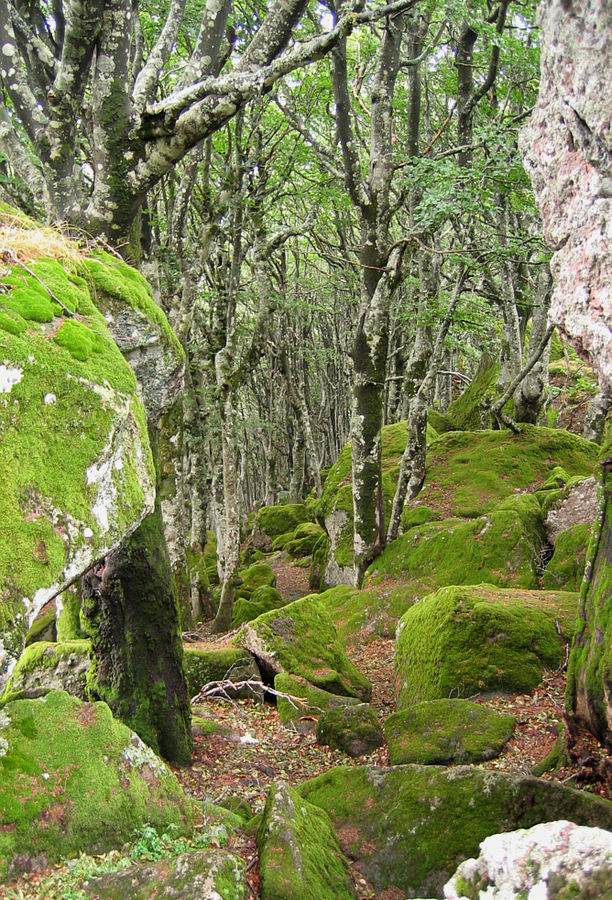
0,217,83,265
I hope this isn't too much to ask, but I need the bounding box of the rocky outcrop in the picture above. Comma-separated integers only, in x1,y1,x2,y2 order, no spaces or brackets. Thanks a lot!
445,820,612,900
520,0,612,391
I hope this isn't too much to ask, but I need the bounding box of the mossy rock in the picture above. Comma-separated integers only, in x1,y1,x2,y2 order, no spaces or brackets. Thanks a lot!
395,584,578,707
183,647,260,699
366,495,545,597
257,782,356,900
235,562,276,600
427,408,455,434
316,703,383,758
316,584,417,650
1,639,90,702
384,699,515,765
24,610,56,645
297,765,612,899
231,586,286,628
0,690,194,878
234,597,371,701
0,234,173,680
410,426,597,521
443,356,500,431
82,849,246,899
56,584,86,641
252,504,314,551
274,673,361,732
309,532,330,592
285,522,326,559
542,522,591,591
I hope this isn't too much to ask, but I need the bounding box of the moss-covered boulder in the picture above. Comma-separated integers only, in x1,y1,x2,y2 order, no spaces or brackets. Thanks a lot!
297,765,612,899
274,673,361,732
82,849,247,899
366,495,546,598
231,586,286,628
183,646,260,699
314,584,415,650
0,219,193,683
384,699,515,765
235,562,276,600
395,584,577,707
318,422,438,586
24,609,57,645
257,782,356,900
542,522,591,591
252,504,313,552
410,426,597,522
234,597,371,701
443,356,500,431
285,522,326,559
316,703,383,758
1,639,90,701
0,690,194,878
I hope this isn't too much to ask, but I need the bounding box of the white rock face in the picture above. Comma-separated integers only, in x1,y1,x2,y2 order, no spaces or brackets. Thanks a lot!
444,820,612,900
520,0,612,392
544,475,599,542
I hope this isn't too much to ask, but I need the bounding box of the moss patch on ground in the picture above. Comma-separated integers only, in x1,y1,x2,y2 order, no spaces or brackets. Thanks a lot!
234,597,371,701
384,699,515,765
394,584,578,707
0,690,193,878
257,782,356,900
297,765,612,899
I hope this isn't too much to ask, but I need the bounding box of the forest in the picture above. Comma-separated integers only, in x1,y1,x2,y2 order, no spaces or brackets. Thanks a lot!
0,0,611,897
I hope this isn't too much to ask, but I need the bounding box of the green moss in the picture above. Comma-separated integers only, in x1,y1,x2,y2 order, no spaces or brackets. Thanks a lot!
315,702,382,757
366,499,544,595
231,586,286,628
234,597,371,701
427,408,455,433
444,356,500,431
297,765,612,899
54,318,95,360
257,783,355,900
25,610,56,645
384,699,515,765
0,690,193,877
395,584,578,706
254,503,313,540
83,253,183,360
0,309,27,335
56,584,85,641
316,584,415,650
543,523,591,591
1,639,91,703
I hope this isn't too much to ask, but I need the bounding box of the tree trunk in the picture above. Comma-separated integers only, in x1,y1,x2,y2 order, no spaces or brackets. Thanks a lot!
514,265,552,424
81,493,192,765
212,387,241,633
566,453,612,749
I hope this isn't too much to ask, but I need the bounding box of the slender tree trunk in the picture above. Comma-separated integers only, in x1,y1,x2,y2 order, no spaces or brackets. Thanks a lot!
514,264,553,423
212,387,241,633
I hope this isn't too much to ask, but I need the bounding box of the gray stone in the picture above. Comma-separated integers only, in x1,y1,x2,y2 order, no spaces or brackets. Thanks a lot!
444,820,612,900
2,640,90,701
544,475,598,542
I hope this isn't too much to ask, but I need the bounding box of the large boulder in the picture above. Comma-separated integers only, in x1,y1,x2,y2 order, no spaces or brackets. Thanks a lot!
257,782,356,900
251,503,313,552
366,495,547,597
183,646,261,699
234,597,371,701
316,703,383,758
395,584,577,707
0,690,194,878
0,217,186,686
384,699,515,766
297,765,612,899
274,673,361,732
445,820,612,900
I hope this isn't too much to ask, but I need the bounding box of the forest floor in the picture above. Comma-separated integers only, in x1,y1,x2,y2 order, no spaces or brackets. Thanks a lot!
4,553,611,900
